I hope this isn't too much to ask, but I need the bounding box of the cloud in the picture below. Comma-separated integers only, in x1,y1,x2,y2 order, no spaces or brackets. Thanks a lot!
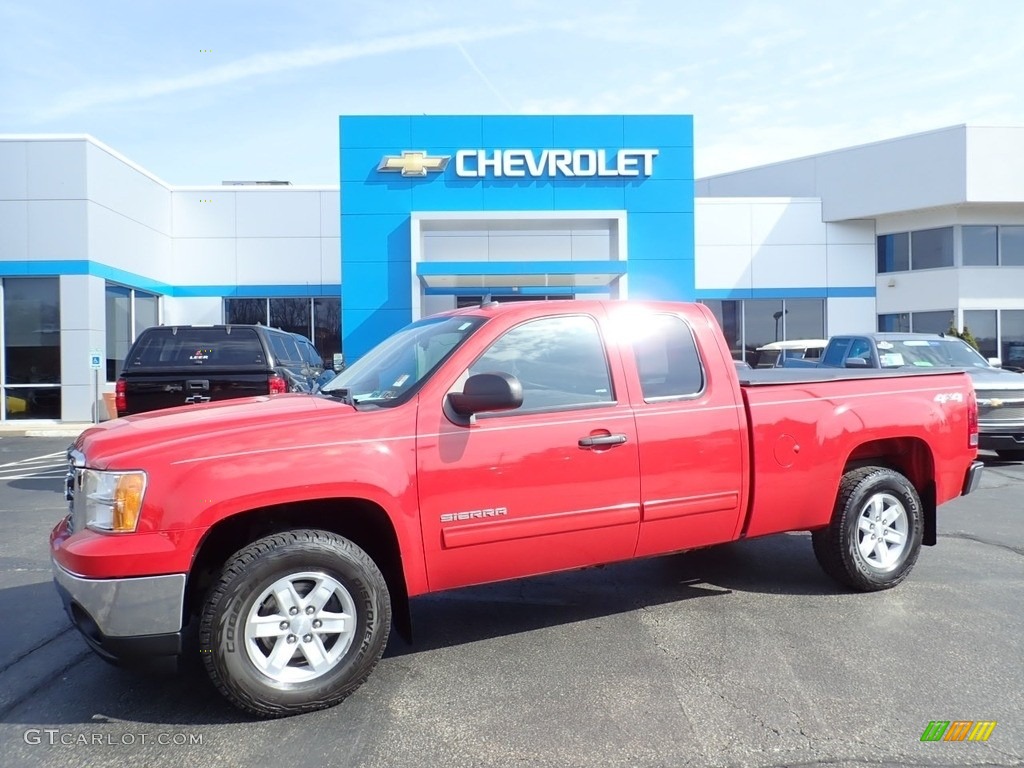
36,22,540,120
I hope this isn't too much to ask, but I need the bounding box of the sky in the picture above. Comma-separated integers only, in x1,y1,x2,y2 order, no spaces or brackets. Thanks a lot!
3,0,1024,186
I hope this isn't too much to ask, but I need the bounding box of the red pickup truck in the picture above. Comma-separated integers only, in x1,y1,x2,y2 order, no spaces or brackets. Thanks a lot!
52,300,982,717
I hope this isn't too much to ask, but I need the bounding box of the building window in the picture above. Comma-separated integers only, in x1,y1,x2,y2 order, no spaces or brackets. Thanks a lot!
225,297,341,364
877,310,952,334
878,227,954,272
877,313,910,333
701,298,825,366
910,227,954,270
106,284,160,381
313,297,342,366
910,310,954,334
877,233,910,273
963,310,998,359
3,277,61,420
999,226,1024,267
962,226,998,266
1001,310,1024,370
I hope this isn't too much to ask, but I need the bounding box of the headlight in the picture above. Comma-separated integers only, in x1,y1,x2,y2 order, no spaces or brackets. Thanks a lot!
82,470,147,533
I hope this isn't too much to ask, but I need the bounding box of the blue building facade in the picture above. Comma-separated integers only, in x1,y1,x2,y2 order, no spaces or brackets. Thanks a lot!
339,115,694,359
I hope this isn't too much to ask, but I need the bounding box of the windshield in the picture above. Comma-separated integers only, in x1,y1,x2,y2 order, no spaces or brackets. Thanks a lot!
878,338,992,369
321,315,486,405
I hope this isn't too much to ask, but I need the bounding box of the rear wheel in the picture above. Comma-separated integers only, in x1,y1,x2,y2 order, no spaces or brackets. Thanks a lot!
812,466,923,591
199,529,391,717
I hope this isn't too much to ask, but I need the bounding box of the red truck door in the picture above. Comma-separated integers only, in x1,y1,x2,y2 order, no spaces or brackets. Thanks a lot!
609,307,747,557
416,312,641,591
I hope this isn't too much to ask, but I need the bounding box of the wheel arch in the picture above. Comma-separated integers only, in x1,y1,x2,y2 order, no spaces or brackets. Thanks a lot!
842,436,937,546
186,499,413,642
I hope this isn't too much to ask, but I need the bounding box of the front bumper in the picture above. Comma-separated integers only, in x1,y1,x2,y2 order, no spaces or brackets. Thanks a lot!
962,461,984,496
52,560,186,664
978,432,1024,452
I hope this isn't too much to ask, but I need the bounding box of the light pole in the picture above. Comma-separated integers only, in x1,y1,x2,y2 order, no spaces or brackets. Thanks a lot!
773,309,787,342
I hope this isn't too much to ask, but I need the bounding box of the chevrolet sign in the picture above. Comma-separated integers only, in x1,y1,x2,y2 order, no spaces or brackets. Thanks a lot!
377,151,451,177
377,148,659,179
456,148,658,178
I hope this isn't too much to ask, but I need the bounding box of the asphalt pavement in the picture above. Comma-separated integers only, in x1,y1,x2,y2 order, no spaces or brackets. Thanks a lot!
0,436,1020,768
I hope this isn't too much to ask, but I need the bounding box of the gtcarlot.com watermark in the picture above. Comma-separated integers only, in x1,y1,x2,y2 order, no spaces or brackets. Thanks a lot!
23,729,203,747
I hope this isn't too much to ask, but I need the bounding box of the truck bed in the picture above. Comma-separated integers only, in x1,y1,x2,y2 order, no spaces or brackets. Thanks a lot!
736,367,967,386
735,367,975,539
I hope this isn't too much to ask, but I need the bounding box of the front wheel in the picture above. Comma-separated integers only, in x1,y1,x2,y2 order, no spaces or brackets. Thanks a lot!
812,466,923,591
199,529,391,717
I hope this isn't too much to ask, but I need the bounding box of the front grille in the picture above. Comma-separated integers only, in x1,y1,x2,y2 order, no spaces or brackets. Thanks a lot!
65,449,85,533
978,405,1024,425
976,389,1024,427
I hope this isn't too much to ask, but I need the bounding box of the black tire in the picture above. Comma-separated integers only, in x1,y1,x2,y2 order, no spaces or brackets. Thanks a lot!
812,466,923,592
995,449,1024,462
199,529,391,718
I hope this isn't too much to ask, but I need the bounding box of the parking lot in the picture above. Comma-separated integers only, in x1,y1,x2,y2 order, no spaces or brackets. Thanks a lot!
0,435,1020,768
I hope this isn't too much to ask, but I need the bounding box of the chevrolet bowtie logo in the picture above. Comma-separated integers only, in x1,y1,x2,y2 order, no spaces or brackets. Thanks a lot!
377,151,450,177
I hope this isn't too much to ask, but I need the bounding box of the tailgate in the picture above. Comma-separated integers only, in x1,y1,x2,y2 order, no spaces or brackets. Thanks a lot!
124,372,270,415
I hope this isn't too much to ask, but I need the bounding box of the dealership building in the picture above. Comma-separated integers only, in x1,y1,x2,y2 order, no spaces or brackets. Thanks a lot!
1,117,1023,422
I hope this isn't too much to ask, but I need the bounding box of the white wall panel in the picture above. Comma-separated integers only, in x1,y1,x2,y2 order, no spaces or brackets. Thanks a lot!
321,238,341,284
59,274,105,331
826,220,874,245
752,245,827,288
27,141,87,200
172,192,236,238
29,200,87,260
751,201,826,245
958,268,1024,303
875,270,960,314
62,384,98,423
87,202,173,281
422,234,488,262
320,191,340,237
695,200,752,246
85,143,171,234
171,239,237,286
827,297,876,335
488,233,572,262
699,157,818,198
421,295,456,317
0,142,28,199
694,245,753,290
235,191,321,237
0,201,28,260
236,238,320,285
826,243,875,287
965,127,1024,202
162,297,223,325
571,232,611,260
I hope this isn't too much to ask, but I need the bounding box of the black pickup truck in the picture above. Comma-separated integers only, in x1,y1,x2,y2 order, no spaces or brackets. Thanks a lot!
115,325,325,416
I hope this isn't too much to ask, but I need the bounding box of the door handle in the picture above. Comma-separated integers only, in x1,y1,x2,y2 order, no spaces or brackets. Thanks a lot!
578,433,628,448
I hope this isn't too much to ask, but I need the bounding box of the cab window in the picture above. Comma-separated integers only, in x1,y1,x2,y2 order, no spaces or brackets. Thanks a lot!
462,315,614,414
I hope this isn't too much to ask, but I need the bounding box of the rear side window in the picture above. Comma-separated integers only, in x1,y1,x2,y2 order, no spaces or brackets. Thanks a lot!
847,338,872,361
267,332,301,366
822,338,852,367
631,314,704,400
127,328,266,368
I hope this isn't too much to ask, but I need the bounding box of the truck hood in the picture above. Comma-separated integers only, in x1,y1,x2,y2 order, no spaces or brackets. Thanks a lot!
76,394,359,469
965,367,1024,389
